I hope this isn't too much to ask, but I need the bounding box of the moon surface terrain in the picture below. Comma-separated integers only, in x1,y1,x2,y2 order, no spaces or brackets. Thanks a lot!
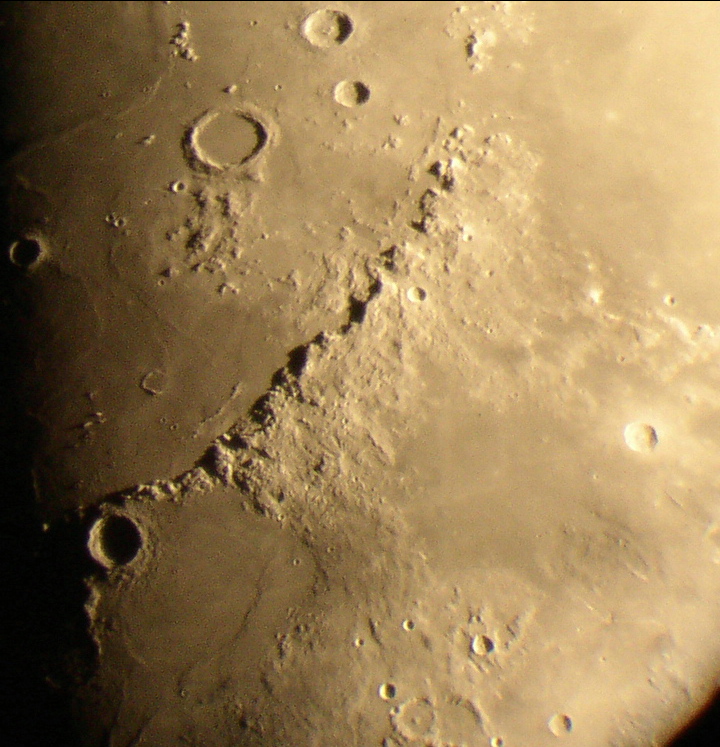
3,2,720,746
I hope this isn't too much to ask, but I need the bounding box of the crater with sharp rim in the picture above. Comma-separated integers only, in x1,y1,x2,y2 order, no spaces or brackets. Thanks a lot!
88,512,145,571
184,105,276,173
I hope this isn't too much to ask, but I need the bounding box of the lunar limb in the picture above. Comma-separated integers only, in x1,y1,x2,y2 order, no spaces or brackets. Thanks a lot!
2,2,720,746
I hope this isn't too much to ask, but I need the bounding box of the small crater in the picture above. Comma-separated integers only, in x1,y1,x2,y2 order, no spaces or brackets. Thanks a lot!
89,514,143,570
302,9,354,47
140,370,166,395
707,524,720,555
471,634,494,655
407,287,427,303
105,213,127,229
490,739,505,747
184,107,272,173
548,713,573,736
623,422,658,453
391,697,435,742
402,619,416,631
379,682,398,701
334,80,371,107
169,180,187,193
353,637,365,648
8,235,46,269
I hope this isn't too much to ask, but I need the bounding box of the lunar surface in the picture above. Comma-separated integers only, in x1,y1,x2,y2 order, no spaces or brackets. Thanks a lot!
2,2,720,746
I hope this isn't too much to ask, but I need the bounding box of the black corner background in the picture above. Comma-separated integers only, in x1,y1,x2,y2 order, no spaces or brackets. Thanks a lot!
0,3,719,747
0,5,92,744
670,693,720,747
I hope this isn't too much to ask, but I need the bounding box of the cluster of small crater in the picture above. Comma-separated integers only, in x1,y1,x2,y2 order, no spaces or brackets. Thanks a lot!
301,9,371,108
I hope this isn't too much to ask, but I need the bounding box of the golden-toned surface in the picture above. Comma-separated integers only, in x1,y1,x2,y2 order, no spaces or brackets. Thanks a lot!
3,2,720,745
